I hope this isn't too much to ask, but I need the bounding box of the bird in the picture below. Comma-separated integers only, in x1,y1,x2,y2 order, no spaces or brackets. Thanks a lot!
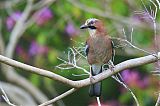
80,18,114,97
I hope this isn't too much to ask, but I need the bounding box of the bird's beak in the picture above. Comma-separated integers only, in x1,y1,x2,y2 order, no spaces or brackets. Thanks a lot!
80,24,89,29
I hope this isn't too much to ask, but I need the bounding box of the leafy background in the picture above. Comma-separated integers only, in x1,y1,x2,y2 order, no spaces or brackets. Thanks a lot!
0,0,159,106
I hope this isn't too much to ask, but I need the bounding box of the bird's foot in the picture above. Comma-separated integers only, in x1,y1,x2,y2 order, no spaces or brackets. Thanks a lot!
89,74,95,84
109,66,115,72
108,60,115,73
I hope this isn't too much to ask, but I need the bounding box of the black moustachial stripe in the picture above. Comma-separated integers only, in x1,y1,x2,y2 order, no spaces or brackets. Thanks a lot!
88,26,96,29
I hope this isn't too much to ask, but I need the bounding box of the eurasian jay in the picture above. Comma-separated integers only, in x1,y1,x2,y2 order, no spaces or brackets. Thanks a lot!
80,18,114,97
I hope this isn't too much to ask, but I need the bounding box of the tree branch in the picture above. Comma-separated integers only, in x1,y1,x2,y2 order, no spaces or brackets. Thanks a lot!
32,0,56,10
0,52,159,88
155,93,160,106
0,81,37,105
66,0,160,30
5,0,33,58
0,18,5,54
39,88,77,106
1,0,57,103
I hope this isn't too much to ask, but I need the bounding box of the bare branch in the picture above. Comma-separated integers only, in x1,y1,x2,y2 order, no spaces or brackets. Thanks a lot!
0,81,37,105
73,46,87,59
1,0,57,103
151,71,160,75
155,93,160,106
96,97,101,106
155,0,160,9
111,36,154,56
32,0,56,10
0,18,5,54
25,0,56,28
39,88,77,106
1,87,17,106
72,73,89,77
140,0,159,54
0,51,159,88
122,28,154,55
112,75,139,106
66,0,160,29
56,48,89,74
5,0,33,58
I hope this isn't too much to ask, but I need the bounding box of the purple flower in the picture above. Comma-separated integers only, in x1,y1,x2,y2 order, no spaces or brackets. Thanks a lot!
16,45,29,61
122,69,139,84
29,41,39,56
29,41,48,56
65,22,77,36
6,11,22,30
34,7,53,26
138,77,149,89
121,69,149,89
133,11,153,24
16,45,24,55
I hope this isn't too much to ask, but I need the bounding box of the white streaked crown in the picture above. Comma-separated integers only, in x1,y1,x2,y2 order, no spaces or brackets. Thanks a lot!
85,18,98,37
85,18,98,25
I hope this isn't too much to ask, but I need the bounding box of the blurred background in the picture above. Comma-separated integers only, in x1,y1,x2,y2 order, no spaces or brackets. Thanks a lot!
0,0,159,106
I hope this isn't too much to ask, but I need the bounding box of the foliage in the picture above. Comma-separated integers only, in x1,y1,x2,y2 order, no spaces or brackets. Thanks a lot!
0,0,159,106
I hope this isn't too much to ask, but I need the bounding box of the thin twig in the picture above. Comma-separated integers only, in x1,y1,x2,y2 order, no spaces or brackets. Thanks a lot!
72,73,89,77
112,75,140,106
111,37,154,56
73,46,87,59
155,0,160,9
32,0,56,10
5,0,33,58
122,28,154,55
39,88,77,106
0,18,5,54
56,48,89,74
151,71,160,75
2,0,50,103
155,93,160,106
0,81,37,105
66,0,151,29
1,87,16,106
130,28,133,43
96,97,101,106
2,0,57,104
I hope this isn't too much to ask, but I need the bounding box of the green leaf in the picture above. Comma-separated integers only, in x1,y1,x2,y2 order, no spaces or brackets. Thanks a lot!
48,50,58,63
112,0,129,16
37,33,47,45
29,74,40,87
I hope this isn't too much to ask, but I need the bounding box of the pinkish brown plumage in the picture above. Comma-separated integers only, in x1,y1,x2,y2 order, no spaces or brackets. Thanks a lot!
80,18,113,97
86,33,112,65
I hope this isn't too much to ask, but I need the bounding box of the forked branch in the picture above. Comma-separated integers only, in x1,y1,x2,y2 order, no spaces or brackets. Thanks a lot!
0,52,159,88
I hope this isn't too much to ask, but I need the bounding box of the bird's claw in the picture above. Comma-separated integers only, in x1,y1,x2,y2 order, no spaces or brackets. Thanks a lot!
108,60,115,73
152,53,159,60
110,66,115,72
89,74,95,84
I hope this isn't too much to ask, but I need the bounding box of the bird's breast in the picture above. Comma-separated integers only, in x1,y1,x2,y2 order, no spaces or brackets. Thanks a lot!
88,36,112,64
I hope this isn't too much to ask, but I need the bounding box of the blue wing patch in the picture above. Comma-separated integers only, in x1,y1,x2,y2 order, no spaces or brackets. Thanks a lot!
111,40,115,62
84,44,89,56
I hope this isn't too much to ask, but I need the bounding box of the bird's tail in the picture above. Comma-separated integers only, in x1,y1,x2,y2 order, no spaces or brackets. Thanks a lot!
89,65,102,97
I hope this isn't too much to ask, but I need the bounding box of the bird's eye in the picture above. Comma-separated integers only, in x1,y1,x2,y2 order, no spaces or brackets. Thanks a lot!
90,20,94,25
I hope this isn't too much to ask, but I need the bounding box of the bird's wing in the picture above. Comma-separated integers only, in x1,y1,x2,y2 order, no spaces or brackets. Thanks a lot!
111,40,115,62
84,42,89,56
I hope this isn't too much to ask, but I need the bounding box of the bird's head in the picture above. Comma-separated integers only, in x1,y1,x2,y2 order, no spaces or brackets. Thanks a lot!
80,18,105,36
